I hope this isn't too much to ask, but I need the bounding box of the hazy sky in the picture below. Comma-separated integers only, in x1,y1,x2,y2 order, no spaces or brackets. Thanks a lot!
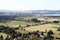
0,0,60,10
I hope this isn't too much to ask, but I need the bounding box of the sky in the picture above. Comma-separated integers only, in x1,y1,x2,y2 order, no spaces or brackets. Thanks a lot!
0,0,60,10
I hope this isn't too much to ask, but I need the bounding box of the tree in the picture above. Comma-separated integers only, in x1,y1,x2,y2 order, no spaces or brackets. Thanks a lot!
0,35,3,40
47,30,54,40
5,35,10,40
57,27,60,31
47,30,54,37
41,31,44,36
53,21,59,23
31,18,40,22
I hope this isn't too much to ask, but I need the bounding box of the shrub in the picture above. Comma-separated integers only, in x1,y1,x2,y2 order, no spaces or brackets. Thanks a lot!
53,21,59,23
57,27,60,31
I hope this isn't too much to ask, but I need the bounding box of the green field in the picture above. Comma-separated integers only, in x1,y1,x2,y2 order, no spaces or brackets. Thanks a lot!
0,20,40,28
0,17,40,27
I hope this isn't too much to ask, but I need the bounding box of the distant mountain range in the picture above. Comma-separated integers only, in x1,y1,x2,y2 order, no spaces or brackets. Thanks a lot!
0,10,60,16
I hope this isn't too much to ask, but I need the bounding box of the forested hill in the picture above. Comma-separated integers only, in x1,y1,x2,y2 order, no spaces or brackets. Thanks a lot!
0,10,60,17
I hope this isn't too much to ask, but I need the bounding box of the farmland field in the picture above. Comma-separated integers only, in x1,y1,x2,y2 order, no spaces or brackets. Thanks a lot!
0,17,60,40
